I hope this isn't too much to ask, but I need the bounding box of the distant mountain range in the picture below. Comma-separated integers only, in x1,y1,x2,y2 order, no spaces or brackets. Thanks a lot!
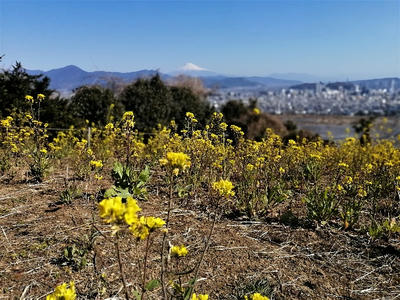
25,64,302,96
27,65,164,96
23,64,399,96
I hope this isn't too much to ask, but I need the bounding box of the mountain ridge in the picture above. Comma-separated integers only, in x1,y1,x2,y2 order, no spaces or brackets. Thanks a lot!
21,65,399,96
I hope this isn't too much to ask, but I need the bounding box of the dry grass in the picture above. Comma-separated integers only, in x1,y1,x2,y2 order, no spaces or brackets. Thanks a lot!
1,171,399,300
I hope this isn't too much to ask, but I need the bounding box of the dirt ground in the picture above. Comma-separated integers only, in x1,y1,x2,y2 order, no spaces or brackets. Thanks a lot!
0,174,399,299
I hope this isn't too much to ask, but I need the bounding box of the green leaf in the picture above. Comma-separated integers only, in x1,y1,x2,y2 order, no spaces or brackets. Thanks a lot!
139,165,150,182
132,290,142,300
104,187,116,198
145,279,160,291
183,278,197,300
115,187,132,198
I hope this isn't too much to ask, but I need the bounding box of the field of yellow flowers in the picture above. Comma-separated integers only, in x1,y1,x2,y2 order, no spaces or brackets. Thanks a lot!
0,95,399,299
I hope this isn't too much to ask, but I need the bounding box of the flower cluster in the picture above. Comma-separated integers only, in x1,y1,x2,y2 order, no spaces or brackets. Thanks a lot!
244,293,269,300
170,245,188,257
90,160,103,169
192,293,209,300
160,152,191,175
99,196,141,225
99,196,164,239
46,281,76,300
129,215,166,240
212,179,235,198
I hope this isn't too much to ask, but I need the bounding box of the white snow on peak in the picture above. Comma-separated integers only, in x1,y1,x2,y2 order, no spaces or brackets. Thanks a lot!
180,62,208,71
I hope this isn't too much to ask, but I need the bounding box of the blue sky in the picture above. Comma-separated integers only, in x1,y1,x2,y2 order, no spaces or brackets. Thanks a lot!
0,0,399,79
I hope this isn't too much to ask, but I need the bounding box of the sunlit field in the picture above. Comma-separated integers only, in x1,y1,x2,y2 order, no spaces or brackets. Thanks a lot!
0,95,399,299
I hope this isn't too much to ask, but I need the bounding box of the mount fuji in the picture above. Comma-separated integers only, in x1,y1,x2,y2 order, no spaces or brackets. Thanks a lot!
168,62,221,77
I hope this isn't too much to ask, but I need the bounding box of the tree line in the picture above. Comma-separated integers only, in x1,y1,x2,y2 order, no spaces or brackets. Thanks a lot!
0,62,214,132
0,62,296,140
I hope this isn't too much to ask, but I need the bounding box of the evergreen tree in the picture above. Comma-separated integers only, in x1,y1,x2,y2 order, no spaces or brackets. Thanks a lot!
119,74,173,132
0,62,53,117
69,85,121,127
169,86,213,130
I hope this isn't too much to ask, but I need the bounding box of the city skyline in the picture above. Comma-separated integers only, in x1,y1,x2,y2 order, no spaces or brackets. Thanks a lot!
1,0,399,79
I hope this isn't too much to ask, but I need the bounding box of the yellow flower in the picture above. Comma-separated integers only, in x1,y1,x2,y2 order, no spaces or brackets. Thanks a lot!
192,293,209,300
99,197,125,224
99,196,141,225
279,167,285,174
124,197,142,225
357,188,367,198
171,245,188,257
173,168,180,176
0,116,13,128
122,111,134,119
37,93,45,101
143,216,165,230
130,221,150,240
46,281,76,300
219,122,228,131
159,158,168,166
310,153,321,160
246,293,269,300
162,152,191,171
253,108,260,115
246,163,254,171
40,148,48,154
129,216,165,240
365,163,373,172
186,112,195,119
385,161,394,167
105,123,114,130
230,124,244,136
344,176,353,184
90,160,103,168
338,162,349,168
25,95,34,103
212,179,235,198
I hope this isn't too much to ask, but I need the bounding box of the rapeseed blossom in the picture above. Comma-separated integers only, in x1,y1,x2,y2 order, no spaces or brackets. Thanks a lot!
192,293,209,300
129,216,165,240
46,281,76,300
129,221,150,240
219,122,228,131
90,160,103,168
246,163,255,172
25,95,34,103
99,196,141,225
186,112,195,119
171,245,188,257
0,116,13,128
212,179,235,198
160,152,191,174
244,293,269,300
